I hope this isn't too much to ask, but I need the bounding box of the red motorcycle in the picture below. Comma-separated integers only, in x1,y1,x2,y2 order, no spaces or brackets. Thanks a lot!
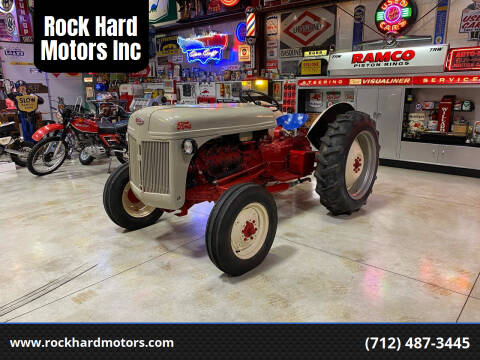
27,100,129,176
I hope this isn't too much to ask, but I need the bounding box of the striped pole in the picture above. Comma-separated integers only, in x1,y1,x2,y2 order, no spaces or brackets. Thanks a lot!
245,7,256,45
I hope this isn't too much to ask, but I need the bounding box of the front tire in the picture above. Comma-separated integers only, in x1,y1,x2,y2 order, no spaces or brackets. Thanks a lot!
314,111,379,215
27,136,68,176
79,149,94,165
10,141,33,167
206,183,278,276
103,163,163,230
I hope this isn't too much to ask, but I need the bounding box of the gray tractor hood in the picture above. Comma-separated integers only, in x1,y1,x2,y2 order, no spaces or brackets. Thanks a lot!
129,103,276,140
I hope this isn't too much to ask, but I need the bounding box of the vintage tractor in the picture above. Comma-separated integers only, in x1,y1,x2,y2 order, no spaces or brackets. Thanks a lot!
103,91,379,276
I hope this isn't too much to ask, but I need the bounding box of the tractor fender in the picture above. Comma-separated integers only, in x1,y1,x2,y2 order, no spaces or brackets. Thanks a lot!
32,123,64,142
307,102,354,150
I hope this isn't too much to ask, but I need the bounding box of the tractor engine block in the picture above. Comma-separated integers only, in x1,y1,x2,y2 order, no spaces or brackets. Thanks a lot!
187,129,313,189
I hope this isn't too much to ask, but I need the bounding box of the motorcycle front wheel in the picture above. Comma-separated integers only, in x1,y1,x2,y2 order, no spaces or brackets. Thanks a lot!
27,136,68,176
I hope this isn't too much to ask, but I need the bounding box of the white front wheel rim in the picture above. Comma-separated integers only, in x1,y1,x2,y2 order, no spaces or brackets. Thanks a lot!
231,202,269,260
122,182,156,218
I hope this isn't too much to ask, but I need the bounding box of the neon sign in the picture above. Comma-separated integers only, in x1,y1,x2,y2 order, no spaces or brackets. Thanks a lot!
375,0,417,35
446,47,480,72
236,22,246,42
177,33,228,64
221,0,240,6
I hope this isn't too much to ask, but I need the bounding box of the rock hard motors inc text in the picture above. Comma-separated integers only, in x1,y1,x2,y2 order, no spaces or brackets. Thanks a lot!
41,16,141,61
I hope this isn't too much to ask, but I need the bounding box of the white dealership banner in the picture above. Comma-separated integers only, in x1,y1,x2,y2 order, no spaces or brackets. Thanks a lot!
328,45,449,76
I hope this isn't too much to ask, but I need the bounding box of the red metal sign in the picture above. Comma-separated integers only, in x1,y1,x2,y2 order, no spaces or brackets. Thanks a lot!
446,47,480,72
298,75,480,87
15,0,33,43
412,75,480,85
266,60,278,70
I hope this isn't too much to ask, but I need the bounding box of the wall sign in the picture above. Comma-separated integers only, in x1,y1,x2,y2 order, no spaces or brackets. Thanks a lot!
434,0,449,44
460,1,480,40
0,0,14,13
266,15,278,36
266,60,278,70
280,7,335,49
280,48,303,58
352,5,365,50
156,35,179,56
149,0,177,25
177,33,228,64
304,49,328,57
236,22,246,42
238,44,250,62
327,45,448,76
375,0,417,35
446,46,480,71
15,0,33,42
300,59,322,75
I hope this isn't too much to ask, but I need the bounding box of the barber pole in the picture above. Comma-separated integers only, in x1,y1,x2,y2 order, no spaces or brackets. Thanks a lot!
246,7,256,45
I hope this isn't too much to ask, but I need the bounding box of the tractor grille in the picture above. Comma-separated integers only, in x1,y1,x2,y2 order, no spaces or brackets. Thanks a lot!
129,138,170,194
142,141,170,194
128,136,141,187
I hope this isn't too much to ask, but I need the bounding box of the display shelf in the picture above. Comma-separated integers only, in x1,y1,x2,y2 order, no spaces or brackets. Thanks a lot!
401,134,480,147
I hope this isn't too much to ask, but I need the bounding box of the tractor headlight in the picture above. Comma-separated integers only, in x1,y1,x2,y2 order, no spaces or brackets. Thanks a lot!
182,139,197,155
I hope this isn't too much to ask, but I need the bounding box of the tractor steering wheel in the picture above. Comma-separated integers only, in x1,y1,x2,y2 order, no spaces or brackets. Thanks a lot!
240,90,280,112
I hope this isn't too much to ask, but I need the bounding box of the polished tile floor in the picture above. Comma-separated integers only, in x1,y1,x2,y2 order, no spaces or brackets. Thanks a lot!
0,156,479,322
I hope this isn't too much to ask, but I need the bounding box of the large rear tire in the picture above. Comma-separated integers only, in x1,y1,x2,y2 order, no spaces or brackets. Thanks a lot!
103,163,163,230
206,183,278,276
314,111,379,215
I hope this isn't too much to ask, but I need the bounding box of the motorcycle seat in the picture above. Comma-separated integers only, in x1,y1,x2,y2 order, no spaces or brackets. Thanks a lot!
98,120,128,134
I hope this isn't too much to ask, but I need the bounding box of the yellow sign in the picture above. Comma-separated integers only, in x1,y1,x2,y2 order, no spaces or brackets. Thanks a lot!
10,62,34,65
238,45,251,62
301,60,322,75
304,50,328,57
16,95,38,113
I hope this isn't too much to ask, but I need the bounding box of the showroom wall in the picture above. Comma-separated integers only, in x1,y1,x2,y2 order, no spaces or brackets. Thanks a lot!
336,0,478,51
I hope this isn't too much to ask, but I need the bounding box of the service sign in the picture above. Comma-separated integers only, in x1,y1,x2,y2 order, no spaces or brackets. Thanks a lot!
328,45,448,76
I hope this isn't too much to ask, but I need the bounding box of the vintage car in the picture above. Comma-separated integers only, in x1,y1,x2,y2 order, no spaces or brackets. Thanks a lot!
103,91,379,276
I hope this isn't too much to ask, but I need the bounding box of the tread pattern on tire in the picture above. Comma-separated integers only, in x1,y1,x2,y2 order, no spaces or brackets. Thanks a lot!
103,163,163,230
206,183,277,276
314,111,379,215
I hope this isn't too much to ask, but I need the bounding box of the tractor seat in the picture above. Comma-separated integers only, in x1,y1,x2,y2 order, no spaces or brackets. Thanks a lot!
98,120,128,134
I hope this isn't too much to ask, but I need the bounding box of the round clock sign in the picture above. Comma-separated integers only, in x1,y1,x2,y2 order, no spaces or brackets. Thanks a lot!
375,0,417,35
